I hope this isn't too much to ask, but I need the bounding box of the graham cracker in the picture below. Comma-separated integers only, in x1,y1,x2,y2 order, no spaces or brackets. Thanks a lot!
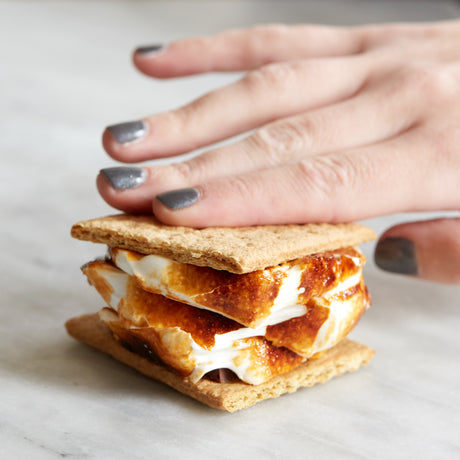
65,314,375,412
71,214,376,273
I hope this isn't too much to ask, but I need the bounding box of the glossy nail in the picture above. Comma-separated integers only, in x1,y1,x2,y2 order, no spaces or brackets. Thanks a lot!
136,44,165,55
156,188,200,210
107,120,147,145
374,237,418,275
100,167,146,190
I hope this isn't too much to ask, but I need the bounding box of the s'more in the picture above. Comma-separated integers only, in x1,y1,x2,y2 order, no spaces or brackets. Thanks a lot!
66,214,376,412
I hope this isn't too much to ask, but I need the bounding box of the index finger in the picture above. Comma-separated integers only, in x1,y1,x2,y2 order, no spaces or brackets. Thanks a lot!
152,130,458,227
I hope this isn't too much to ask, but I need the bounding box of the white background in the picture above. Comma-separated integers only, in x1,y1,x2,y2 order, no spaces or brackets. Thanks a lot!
1,1,459,459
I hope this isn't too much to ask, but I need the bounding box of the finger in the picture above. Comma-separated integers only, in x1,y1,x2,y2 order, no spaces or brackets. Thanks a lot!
102,57,368,163
133,22,460,79
375,218,460,284
151,130,458,227
100,75,423,210
133,24,365,78
97,165,188,213
235,74,421,166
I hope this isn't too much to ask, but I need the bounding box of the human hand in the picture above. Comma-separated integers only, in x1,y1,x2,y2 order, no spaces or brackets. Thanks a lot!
97,22,460,283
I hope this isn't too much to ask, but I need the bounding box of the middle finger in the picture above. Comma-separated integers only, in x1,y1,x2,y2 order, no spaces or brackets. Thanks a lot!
103,56,368,163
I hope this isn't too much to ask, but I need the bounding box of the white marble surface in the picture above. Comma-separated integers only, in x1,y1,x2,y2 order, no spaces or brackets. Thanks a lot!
1,1,460,459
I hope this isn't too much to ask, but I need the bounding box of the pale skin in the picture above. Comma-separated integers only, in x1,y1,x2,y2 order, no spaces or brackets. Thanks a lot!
97,21,460,284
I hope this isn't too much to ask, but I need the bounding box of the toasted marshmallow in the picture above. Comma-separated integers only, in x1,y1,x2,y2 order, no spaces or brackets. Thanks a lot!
110,247,365,328
83,258,368,385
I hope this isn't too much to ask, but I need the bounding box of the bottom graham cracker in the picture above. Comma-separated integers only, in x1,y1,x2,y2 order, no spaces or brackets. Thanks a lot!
65,314,375,412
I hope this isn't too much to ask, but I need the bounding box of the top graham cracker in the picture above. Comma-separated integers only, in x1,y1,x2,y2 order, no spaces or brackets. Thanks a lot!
71,214,376,274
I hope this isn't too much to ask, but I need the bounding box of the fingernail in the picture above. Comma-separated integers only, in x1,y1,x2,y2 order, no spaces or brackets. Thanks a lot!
156,188,200,210
135,44,165,55
100,167,146,190
106,120,147,145
374,237,418,275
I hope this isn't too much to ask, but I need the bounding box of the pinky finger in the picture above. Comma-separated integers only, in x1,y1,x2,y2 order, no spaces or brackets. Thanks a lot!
375,217,460,284
133,24,364,78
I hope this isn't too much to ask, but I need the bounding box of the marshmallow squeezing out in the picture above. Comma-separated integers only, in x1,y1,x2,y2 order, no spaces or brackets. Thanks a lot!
83,247,370,385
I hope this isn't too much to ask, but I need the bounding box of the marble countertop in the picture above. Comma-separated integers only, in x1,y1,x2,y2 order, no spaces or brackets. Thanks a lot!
1,1,459,459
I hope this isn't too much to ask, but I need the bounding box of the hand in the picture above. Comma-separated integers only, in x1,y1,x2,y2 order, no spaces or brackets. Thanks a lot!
97,22,460,284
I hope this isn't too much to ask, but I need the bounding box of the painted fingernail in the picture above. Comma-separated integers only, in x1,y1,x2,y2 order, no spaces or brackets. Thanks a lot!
106,120,147,145
374,237,418,275
135,44,165,55
100,167,146,190
156,188,200,210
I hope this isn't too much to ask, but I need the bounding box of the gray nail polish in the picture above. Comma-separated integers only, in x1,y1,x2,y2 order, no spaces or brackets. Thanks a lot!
156,188,200,210
107,120,147,145
100,167,146,190
374,237,418,275
136,44,164,55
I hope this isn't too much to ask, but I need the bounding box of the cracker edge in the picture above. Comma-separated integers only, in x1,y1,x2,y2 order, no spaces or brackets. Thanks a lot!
70,215,377,274
65,314,375,412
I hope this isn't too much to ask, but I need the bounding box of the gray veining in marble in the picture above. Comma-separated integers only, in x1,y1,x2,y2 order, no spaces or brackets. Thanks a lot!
1,1,459,459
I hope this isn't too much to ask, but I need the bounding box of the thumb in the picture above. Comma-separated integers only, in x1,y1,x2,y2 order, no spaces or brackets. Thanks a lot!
374,218,460,284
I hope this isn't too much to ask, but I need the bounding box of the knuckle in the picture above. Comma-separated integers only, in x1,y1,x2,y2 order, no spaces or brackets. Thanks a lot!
163,108,190,135
401,65,458,103
243,61,298,92
146,165,174,191
297,157,339,200
172,150,220,185
171,93,214,133
296,153,374,211
249,23,291,42
224,175,254,201
240,24,291,65
253,120,309,162
172,160,194,182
